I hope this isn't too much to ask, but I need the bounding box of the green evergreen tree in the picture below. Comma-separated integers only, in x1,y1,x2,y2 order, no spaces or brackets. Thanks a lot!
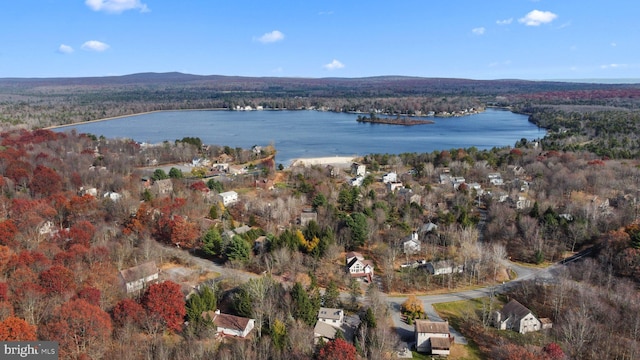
202,228,223,256
362,307,376,328
168,167,183,179
225,236,250,261
152,169,169,180
323,280,340,308
291,282,316,326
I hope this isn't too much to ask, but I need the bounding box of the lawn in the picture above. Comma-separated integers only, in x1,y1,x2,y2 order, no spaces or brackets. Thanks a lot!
432,298,492,360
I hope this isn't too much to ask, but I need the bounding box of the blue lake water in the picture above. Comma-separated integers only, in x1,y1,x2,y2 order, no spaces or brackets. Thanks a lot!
53,108,544,166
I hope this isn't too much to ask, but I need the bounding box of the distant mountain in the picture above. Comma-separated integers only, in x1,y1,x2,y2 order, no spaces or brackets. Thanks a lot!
1,72,639,97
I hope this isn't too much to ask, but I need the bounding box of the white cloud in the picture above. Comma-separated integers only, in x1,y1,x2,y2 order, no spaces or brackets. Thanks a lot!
323,59,345,70
255,30,285,44
489,60,512,67
57,44,74,54
611,42,617,47
85,0,149,14
518,10,558,26
472,27,485,35
81,40,110,52
496,18,513,25
600,63,627,69
318,11,334,15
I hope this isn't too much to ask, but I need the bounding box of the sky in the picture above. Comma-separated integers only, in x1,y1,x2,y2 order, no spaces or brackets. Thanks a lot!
1,0,639,80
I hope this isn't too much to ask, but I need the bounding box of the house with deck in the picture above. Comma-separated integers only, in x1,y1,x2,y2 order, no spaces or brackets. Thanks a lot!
346,251,375,282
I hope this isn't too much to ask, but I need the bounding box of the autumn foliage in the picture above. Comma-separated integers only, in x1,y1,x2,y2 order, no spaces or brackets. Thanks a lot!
41,299,112,359
0,316,37,341
317,338,357,360
141,281,186,333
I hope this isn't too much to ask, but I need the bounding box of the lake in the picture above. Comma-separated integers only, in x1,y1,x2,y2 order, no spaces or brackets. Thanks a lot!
53,108,544,166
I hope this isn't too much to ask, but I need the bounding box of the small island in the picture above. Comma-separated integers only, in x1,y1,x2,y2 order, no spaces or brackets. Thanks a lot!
356,113,435,126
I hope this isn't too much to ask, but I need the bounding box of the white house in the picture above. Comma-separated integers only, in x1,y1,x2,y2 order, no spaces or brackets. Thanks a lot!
350,176,364,187
492,299,547,334
387,181,404,192
346,251,374,282
415,320,452,355
218,191,238,206
119,261,159,295
488,173,504,186
351,163,366,177
203,310,255,338
104,191,122,201
382,172,397,184
403,232,421,255
317,308,344,326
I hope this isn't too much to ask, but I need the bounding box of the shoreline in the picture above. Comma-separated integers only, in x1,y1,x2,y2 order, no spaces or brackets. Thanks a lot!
44,108,229,130
289,156,356,168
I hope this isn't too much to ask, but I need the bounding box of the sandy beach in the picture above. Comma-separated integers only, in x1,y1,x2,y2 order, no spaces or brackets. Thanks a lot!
290,156,356,167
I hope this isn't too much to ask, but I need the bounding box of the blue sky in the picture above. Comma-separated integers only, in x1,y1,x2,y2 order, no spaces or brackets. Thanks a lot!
1,0,638,80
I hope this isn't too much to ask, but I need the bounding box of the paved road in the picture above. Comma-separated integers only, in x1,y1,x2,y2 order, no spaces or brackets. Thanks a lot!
383,258,563,346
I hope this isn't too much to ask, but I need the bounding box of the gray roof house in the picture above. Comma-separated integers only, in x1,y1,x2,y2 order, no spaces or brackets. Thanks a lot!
119,261,159,295
492,299,548,334
415,320,452,355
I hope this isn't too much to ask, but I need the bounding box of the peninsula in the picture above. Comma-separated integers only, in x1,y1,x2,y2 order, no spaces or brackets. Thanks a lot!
356,114,435,126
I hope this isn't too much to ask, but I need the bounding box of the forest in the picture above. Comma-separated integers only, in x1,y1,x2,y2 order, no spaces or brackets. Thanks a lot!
0,73,640,359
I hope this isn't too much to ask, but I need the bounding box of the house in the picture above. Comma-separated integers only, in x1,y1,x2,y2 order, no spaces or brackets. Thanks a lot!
299,210,318,227
415,320,452,355
118,261,159,294
218,191,238,206
423,260,463,276
420,222,438,234
387,181,404,192
382,172,397,183
397,187,421,205
38,220,57,236
492,299,547,334
79,187,98,197
346,252,375,282
202,310,255,338
509,195,531,210
451,177,466,189
350,176,364,187
152,178,173,196
313,308,356,344
403,232,421,255
351,163,366,177
317,308,344,326
488,173,504,186
103,191,122,201
314,321,339,344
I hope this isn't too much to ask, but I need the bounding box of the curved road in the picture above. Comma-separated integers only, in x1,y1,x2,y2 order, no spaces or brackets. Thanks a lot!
384,250,590,346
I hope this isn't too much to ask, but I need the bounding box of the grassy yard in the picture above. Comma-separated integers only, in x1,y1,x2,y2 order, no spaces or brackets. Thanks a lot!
432,298,490,360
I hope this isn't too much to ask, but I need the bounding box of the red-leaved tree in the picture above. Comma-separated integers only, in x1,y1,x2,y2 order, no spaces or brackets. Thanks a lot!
39,265,76,296
543,342,566,360
112,298,145,328
0,316,37,341
141,281,185,333
29,165,62,197
41,299,112,359
317,339,357,360
0,220,18,247
73,286,101,307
